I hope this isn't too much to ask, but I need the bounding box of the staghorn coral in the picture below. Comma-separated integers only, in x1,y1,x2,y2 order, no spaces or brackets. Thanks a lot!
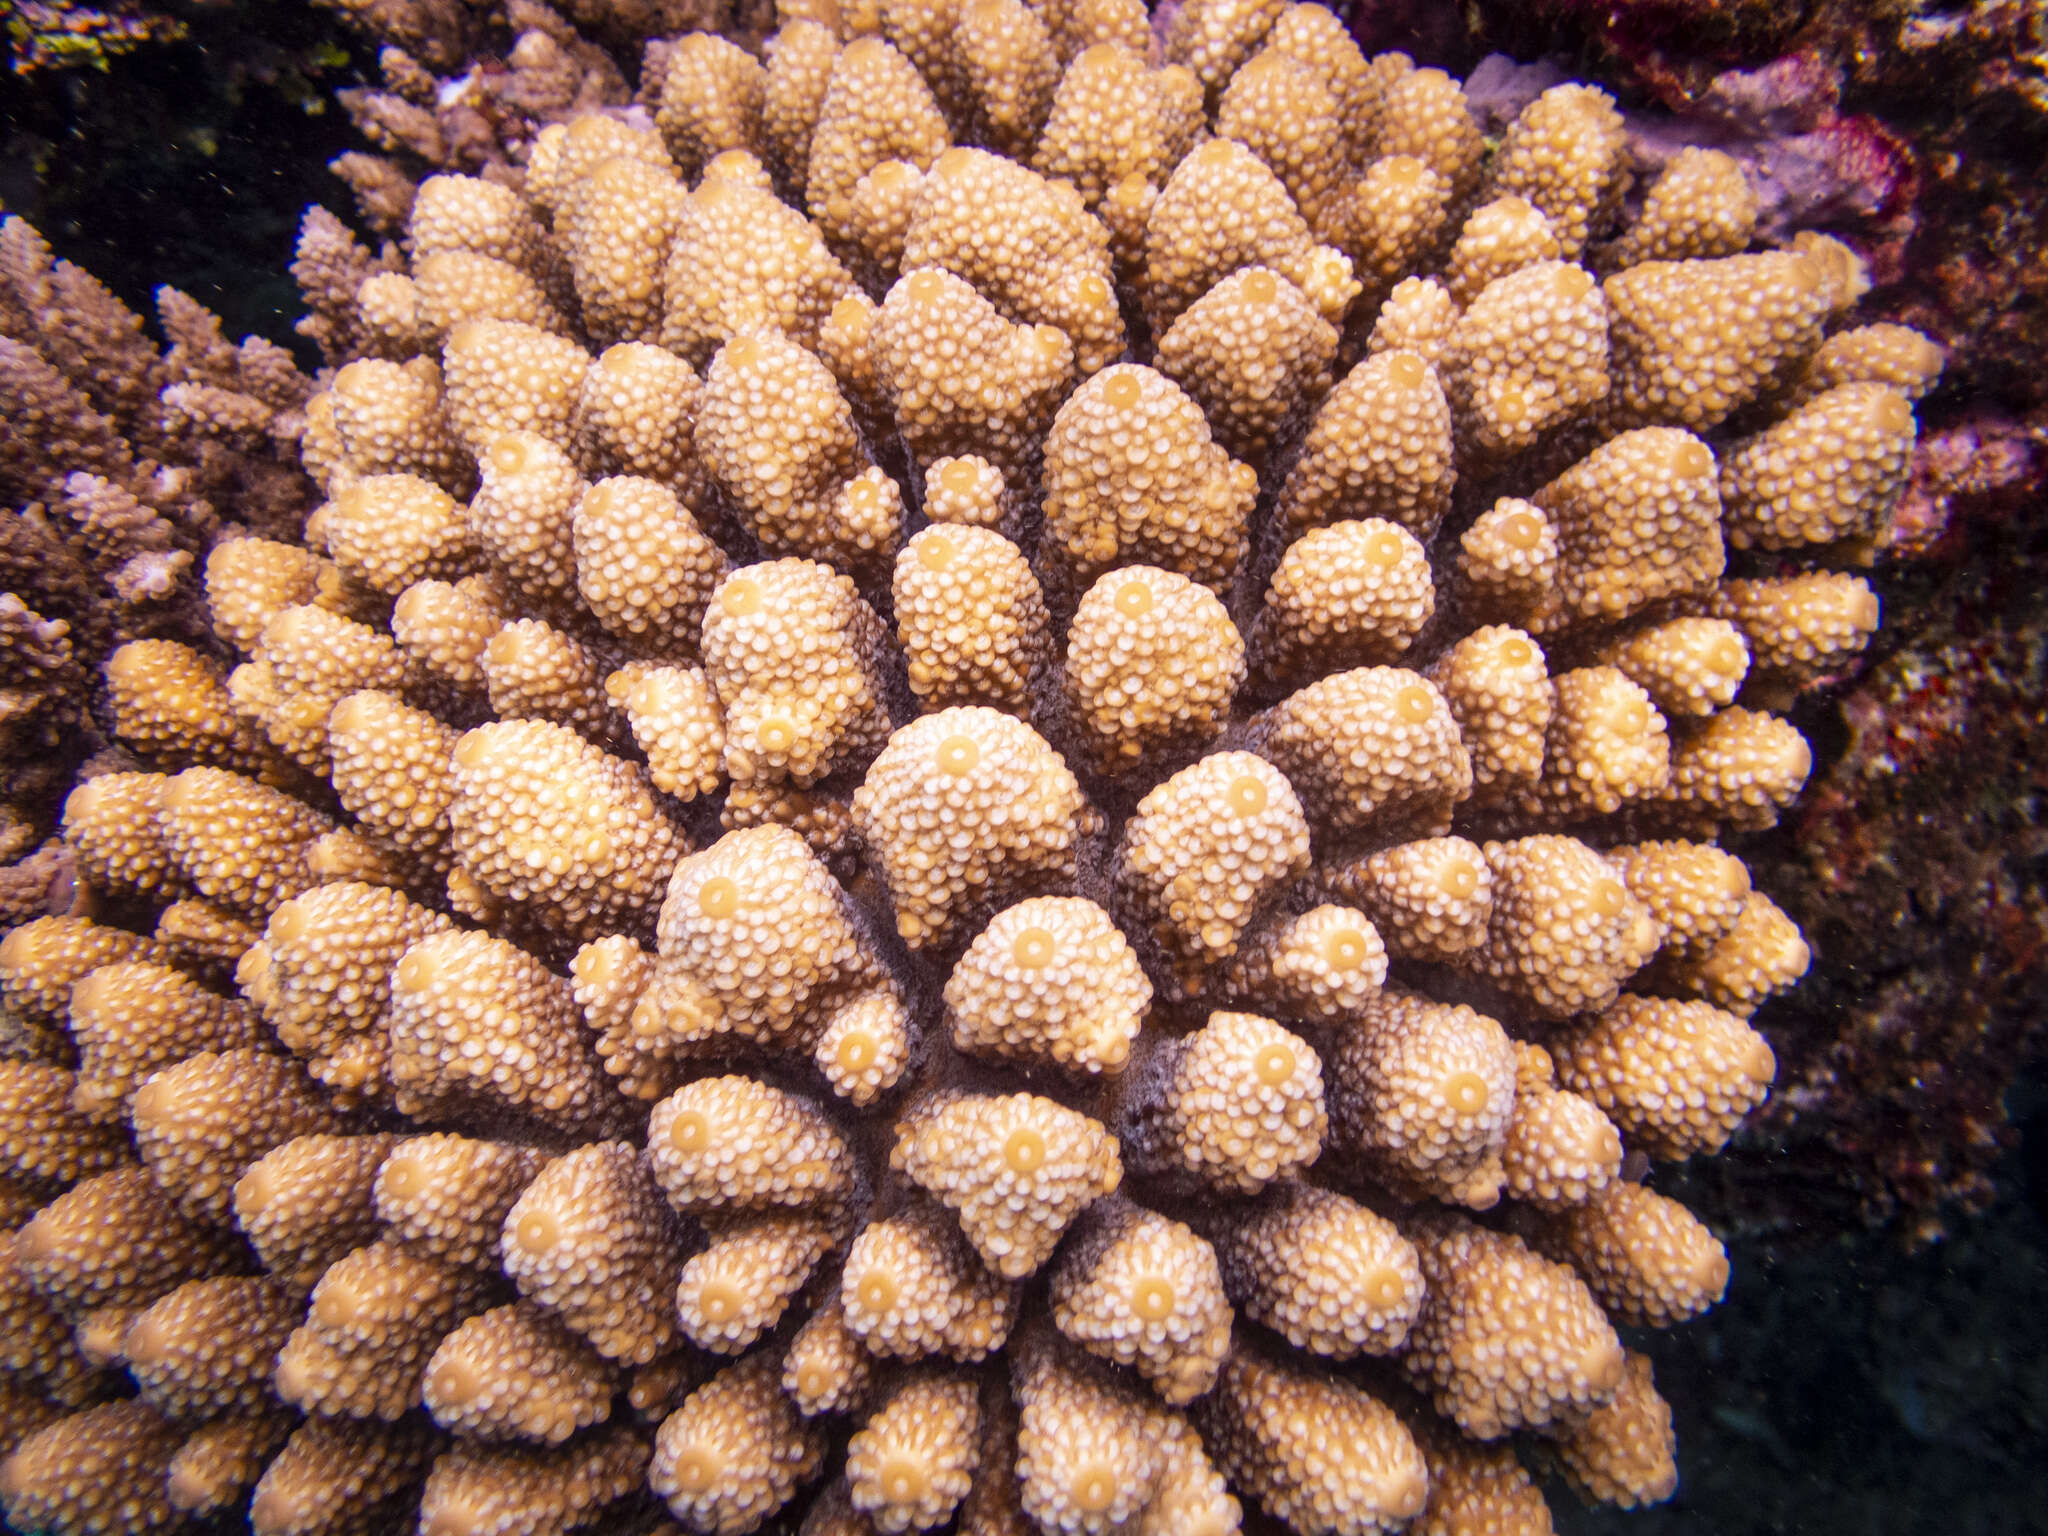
0,17,1948,1533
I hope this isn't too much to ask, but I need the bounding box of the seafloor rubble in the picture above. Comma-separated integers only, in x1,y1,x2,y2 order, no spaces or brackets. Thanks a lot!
0,0,1967,1530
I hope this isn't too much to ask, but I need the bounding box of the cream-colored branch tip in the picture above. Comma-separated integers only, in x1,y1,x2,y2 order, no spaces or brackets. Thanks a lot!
1596,617,1749,718
1651,706,1811,833
1604,251,1832,429
322,474,474,600
1711,573,1880,695
1156,266,1336,469
816,987,915,1107
1,1229,98,1402
501,1142,680,1365
1326,990,1516,1208
1547,1351,1678,1509
1539,1180,1728,1329
838,1201,1012,1359
1465,836,1660,1020
642,824,885,1053
324,691,460,879
1444,196,1562,307
1217,48,1345,239
0,1063,127,1187
248,1417,438,1536
1411,1431,1555,1534
1010,1335,1167,1535
0,1400,185,1536
252,881,452,1101
698,332,900,574
123,1274,300,1419
64,960,264,1122
0,915,164,1037
479,618,611,740
1548,994,1776,1160
1162,0,1285,99
237,601,408,775
1607,147,1756,268
853,707,1094,952
387,929,612,1133
154,898,262,972
1456,501,1560,633
1198,1349,1429,1536
1142,138,1358,333
1063,566,1246,771
1486,83,1629,260
678,1210,838,1355
1720,382,1916,551
1049,1199,1231,1404
441,320,592,457
1609,839,1751,959
901,147,1125,376
374,1133,548,1270
391,571,514,692
417,1426,652,1536
657,32,767,175
664,172,858,368
15,1166,243,1315
891,1091,1121,1278
1221,904,1387,1022
232,1132,400,1289
945,896,1149,1076
165,1414,293,1517
1377,64,1485,207
1783,320,1943,408
1032,43,1203,208
560,153,688,348
411,251,572,345
1262,2,1376,160
872,267,1073,498
104,639,271,773
843,157,923,288
1110,751,1310,990
845,1372,983,1533
423,1299,619,1443
1448,261,1610,455
1251,666,1471,839
573,343,708,505
273,1237,492,1419
1338,155,1451,300
59,772,175,901
1275,352,1454,546
466,430,588,606
783,1293,874,1416
1209,1183,1422,1359
1516,665,1670,823
324,357,469,491
447,717,682,936
1658,890,1810,1016
893,525,1051,713
647,1075,854,1215
1249,518,1434,684
1121,1010,1325,1195
130,1049,348,1224
203,536,354,656
807,38,949,246
956,0,1063,156
700,561,893,788
608,664,725,804
1403,1215,1624,1439
1501,1043,1623,1210
410,170,552,282
1323,836,1492,964
653,1354,825,1533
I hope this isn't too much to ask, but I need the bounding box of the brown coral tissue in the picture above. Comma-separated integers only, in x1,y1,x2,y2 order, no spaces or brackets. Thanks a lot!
0,1,1957,1533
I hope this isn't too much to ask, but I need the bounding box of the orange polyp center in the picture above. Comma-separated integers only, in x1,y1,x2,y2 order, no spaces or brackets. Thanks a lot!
453,732,490,771
1440,858,1479,899
122,1315,166,1367
1131,1278,1175,1321
1241,269,1278,305
906,270,946,304
698,877,739,919
1501,509,1544,549
725,336,765,370
1365,529,1405,567
1114,580,1153,618
393,951,438,994
1323,928,1370,971
719,578,761,617
516,1210,560,1252
938,458,982,496
1078,274,1111,309
1385,351,1427,391
756,717,796,754
879,1458,930,1505
1363,1268,1408,1310
670,1447,721,1494
430,1353,481,1405
830,295,868,331
1592,878,1627,918
1102,372,1143,410
1442,1070,1489,1115
1714,634,1749,675
1852,587,1881,629
380,1156,422,1199
1226,773,1268,816
1553,264,1594,301
935,734,979,776
836,1031,877,1072
1071,1465,1119,1514
937,146,977,177
798,1366,828,1398
1874,391,1914,433
697,1280,743,1323
1394,684,1435,723
669,1109,710,1153
858,1271,898,1312
918,531,957,571
1254,1043,1297,1086
1003,1127,1046,1174
487,434,532,475
315,1279,363,1330
1380,155,1426,189
1499,636,1536,669
1012,927,1057,969
1673,439,1715,479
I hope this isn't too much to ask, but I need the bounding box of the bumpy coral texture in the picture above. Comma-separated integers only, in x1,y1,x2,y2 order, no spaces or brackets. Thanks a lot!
0,11,1931,1536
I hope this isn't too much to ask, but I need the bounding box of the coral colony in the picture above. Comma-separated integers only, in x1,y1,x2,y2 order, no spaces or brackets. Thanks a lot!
0,0,1945,1532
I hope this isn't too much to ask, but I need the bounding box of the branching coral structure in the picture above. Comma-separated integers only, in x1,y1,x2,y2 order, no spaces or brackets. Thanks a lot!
0,2,1939,1533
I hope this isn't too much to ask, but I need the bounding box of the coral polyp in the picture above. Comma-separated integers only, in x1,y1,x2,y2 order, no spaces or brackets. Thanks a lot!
0,0,1944,1531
